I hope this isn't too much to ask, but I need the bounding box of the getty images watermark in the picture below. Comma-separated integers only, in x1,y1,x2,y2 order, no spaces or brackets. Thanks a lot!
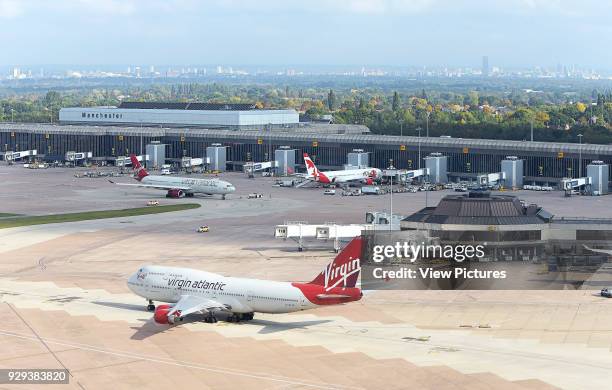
369,242,508,281
359,230,612,290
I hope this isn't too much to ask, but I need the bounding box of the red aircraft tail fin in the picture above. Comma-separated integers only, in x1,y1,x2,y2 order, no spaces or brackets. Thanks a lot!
309,237,362,289
130,154,149,181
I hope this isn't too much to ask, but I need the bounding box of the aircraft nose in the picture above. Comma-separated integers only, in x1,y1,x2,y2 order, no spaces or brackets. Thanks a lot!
127,273,138,292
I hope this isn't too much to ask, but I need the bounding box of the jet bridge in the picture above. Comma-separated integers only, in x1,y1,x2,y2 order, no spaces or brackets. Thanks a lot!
561,177,592,196
275,213,402,252
65,151,92,164
115,155,148,167
383,168,429,184
181,157,207,168
477,172,505,187
244,161,276,177
4,149,37,163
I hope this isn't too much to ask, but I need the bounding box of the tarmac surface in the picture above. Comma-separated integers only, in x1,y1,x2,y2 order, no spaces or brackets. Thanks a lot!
0,165,611,389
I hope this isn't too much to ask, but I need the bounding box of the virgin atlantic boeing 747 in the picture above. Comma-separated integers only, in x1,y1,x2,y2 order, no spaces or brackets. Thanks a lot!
127,238,362,324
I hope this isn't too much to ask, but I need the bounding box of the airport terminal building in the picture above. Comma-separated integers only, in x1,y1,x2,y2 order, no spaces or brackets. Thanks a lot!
400,191,611,268
59,102,300,129
2,102,612,185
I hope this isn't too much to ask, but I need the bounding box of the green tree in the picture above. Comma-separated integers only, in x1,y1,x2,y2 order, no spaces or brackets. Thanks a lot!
327,89,336,111
392,91,400,112
467,91,479,108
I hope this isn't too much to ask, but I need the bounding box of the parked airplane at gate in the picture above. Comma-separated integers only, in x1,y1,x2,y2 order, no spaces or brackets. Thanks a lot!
110,155,236,199
127,237,362,324
303,153,381,184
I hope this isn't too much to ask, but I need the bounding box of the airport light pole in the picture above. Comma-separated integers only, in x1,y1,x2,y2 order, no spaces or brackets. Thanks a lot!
425,174,429,208
416,127,422,170
140,120,144,167
389,161,395,231
578,133,583,177
426,111,431,138
10,108,14,122
400,120,403,137
268,122,272,166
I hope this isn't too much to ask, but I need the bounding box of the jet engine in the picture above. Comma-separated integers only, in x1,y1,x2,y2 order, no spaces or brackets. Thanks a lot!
166,189,184,198
154,304,182,324
153,304,172,324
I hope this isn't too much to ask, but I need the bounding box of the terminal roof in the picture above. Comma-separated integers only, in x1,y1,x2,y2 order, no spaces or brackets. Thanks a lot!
117,102,257,111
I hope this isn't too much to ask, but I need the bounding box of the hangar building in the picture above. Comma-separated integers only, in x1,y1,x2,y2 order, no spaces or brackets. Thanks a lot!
59,102,299,129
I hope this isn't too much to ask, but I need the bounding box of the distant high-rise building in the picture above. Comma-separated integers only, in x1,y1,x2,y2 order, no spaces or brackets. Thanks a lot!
482,56,489,77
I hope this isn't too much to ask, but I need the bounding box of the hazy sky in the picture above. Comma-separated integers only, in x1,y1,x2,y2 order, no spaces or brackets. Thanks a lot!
1,0,610,68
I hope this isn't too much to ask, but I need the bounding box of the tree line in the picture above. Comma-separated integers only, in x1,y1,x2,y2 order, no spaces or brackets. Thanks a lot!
2,83,612,144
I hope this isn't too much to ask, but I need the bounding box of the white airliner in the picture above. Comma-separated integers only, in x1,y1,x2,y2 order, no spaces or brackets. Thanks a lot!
303,153,381,185
111,155,236,199
583,245,612,256
127,238,363,324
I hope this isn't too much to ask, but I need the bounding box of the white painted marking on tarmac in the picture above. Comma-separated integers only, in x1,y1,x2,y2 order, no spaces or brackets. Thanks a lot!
0,329,360,390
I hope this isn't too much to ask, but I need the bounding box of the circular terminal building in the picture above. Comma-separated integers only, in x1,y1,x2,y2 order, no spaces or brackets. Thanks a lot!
401,191,551,261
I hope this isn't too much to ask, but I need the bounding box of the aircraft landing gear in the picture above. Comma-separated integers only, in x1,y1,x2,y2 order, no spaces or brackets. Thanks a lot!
204,314,218,323
222,194,226,200
147,300,155,311
242,312,254,321
227,313,242,323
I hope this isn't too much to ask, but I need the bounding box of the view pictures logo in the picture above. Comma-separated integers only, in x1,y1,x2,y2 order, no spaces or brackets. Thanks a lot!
323,257,360,290
372,242,486,263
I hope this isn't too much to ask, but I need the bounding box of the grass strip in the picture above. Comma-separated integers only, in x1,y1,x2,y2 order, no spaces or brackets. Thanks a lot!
0,203,200,229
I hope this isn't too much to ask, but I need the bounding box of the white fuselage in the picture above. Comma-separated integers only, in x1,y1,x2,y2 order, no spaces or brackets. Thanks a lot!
128,265,316,314
143,175,235,196
317,168,382,183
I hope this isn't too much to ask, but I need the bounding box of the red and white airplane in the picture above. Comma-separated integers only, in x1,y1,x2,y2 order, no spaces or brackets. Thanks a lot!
127,238,363,324
303,153,381,185
111,155,235,199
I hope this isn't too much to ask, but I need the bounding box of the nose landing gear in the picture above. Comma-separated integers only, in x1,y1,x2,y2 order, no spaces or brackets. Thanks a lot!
147,300,155,311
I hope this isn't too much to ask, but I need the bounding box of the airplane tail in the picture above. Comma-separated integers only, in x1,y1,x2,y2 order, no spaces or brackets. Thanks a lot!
309,237,362,290
130,154,149,181
303,153,319,179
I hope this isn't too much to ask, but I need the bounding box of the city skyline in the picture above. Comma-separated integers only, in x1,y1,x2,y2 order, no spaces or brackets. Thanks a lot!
3,61,609,81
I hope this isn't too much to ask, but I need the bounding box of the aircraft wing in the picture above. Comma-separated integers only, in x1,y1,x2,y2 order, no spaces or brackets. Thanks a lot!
583,245,612,256
293,173,313,179
169,295,227,317
108,180,192,191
